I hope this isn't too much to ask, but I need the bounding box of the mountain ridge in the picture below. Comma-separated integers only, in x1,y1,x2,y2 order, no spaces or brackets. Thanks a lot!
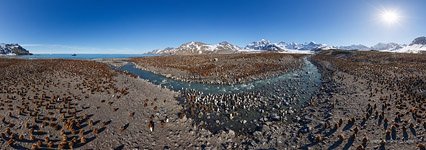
149,36,426,55
149,41,241,55
0,43,32,55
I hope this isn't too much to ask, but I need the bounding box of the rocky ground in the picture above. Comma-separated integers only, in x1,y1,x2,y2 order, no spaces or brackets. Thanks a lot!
0,58,307,150
293,50,426,149
1,50,426,149
0,58,242,149
130,53,306,85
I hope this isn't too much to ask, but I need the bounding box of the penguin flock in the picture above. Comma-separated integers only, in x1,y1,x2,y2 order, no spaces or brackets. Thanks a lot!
299,50,426,149
0,59,132,149
130,53,306,85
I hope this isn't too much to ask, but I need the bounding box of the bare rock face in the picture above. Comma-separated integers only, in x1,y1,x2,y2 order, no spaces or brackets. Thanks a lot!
0,43,32,55
410,36,426,46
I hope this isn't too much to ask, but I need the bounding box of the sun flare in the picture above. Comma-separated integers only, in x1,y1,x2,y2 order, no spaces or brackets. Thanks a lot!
380,9,400,25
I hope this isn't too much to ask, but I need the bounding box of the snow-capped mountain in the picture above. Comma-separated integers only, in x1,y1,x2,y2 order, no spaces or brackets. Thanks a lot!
410,36,426,45
279,41,332,51
394,36,426,53
150,41,241,55
0,43,32,55
215,41,242,52
338,44,370,51
149,36,426,55
338,43,405,51
244,39,284,51
242,36,426,53
244,39,331,52
151,39,332,55
371,43,403,51
337,37,426,53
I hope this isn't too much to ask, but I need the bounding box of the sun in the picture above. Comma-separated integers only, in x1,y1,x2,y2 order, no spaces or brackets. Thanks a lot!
380,9,400,25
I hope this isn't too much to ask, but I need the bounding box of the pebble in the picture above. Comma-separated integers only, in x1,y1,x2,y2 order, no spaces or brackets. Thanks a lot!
270,113,281,121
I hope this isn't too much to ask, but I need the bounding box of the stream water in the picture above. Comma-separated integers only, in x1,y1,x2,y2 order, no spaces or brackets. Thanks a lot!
117,57,322,133
118,58,321,95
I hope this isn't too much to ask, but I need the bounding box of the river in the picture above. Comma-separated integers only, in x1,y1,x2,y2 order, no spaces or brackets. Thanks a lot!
117,57,322,133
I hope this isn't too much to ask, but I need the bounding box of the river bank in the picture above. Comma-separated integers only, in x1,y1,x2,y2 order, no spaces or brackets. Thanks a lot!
293,50,426,149
117,57,321,135
0,56,320,149
0,58,237,149
130,53,306,85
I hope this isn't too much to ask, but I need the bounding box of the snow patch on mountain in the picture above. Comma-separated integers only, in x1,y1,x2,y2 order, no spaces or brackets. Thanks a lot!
150,41,241,55
395,44,426,53
244,39,331,53
371,43,403,51
244,39,284,51
149,36,426,55
384,36,426,53
338,44,370,51
0,43,32,55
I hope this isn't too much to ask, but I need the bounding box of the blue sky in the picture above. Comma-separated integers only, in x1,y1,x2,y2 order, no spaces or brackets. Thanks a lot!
0,0,425,54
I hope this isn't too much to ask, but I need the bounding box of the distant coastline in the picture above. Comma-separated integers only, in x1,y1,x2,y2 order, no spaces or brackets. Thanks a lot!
5,53,155,60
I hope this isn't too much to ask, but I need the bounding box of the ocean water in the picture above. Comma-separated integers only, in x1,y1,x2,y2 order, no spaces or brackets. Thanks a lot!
13,54,155,60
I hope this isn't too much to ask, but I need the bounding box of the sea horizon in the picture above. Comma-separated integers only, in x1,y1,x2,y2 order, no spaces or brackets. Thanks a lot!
6,53,156,60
